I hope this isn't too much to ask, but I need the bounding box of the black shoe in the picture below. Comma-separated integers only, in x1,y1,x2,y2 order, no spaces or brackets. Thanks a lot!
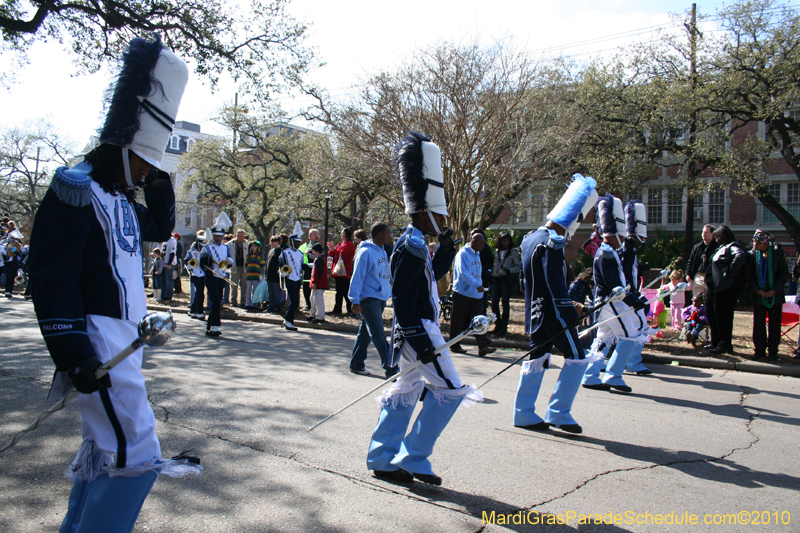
710,345,732,354
413,473,442,486
373,469,414,483
582,383,611,391
553,424,582,434
766,354,779,361
312,318,327,324
750,353,766,360
703,343,716,350
515,421,550,431
609,384,632,393
305,316,316,322
635,369,653,376
449,344,467,354
478,345,497,357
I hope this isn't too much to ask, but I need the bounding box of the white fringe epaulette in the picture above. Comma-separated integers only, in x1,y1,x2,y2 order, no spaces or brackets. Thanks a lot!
66,441,202,483
402,232,429,259
520,353,551,376
567,350,605,366
430,385,484,410
50,164,93,208
376,380,426,409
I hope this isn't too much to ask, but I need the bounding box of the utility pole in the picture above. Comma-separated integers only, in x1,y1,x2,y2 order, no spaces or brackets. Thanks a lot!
683,3,700,264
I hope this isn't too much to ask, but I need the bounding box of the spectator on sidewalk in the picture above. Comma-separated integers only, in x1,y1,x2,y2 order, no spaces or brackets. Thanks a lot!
309,243,328,323
348,222,397,377
490,232,522,337
449,232,495,356
747,230,789,361
707,225,746,354
265,235,283,314
686,224,718,298
227,229,249,307
328,227,356,316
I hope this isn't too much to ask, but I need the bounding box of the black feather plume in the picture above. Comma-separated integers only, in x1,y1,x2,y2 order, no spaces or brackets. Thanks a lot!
99,34,165,148
393,131,431,213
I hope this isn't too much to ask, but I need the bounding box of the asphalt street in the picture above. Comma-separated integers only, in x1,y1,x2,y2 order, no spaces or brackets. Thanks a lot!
1,298,799,532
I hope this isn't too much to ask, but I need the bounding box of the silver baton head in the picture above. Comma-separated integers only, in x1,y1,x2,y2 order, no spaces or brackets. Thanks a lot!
138,310,176,347
674,282,687,291
609,286,627,301
659,268,670,279
470,315,493,336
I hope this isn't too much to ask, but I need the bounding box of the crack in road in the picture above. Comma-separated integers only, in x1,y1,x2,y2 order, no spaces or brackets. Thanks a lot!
524,370,762,514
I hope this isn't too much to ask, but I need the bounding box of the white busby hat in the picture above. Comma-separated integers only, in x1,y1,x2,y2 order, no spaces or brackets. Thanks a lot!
196,230,207,243
394,132,448,216
99,34,189,169
547,174,598,239
625,200,647,242
211,212,232,236
613,197,626,236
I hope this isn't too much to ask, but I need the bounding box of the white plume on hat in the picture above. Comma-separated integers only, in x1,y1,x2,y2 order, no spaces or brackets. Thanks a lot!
289,221,303,240
211,212,232,235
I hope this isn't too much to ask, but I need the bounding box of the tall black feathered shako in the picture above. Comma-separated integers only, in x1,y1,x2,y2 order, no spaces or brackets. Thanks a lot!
393,131,431,214
98,35,165,148
596,193,617,237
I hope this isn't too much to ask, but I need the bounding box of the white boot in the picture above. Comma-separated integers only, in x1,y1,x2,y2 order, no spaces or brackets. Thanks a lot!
153,289,161,300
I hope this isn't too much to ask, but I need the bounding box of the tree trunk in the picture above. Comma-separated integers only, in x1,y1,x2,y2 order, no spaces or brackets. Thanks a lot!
756,185,800,250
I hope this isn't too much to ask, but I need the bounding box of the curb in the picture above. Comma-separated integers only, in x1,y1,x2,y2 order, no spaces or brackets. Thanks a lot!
148,305,800,378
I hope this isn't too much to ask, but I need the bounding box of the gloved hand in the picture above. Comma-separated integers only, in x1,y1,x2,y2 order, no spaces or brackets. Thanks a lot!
416,345,439,364
68,355,112,394
437,227,458,252
633,296,648,312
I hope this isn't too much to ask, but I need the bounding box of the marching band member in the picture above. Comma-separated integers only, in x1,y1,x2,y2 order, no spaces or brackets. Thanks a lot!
2,227,24,298
367,131,481,486
279,222,305,331
582,194,646,393
200,214,232,337
621,200,654,375
186,230,207,319
27,35,199,533
512,174,597,434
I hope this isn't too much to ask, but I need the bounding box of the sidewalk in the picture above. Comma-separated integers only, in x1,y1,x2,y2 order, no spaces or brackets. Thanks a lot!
148,304,800,378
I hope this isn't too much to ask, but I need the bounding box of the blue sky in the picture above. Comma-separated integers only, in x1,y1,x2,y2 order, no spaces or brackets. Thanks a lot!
0,0,724,149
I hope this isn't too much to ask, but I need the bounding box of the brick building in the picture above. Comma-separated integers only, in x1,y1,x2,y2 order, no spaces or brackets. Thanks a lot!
490,119,800,271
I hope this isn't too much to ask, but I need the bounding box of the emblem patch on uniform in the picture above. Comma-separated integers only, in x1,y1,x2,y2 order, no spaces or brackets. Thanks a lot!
114,199,139,255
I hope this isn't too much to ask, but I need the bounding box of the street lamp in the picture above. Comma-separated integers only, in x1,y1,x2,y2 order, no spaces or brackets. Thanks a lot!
324,189,332,258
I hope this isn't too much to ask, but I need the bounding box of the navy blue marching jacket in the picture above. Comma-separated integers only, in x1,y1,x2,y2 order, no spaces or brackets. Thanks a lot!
522,227,580,336
593,243,640,307
28,165,175,372
390,225,456,362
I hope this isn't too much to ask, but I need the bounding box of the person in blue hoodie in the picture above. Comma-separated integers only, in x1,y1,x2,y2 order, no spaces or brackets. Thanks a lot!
348,222,397,377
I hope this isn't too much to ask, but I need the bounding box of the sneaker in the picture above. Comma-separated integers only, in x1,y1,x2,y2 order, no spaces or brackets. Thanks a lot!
23,295,31,300
350,368,370,376
305,316,316,322
312,318,327,324
283,321,298,331
347,312,361,319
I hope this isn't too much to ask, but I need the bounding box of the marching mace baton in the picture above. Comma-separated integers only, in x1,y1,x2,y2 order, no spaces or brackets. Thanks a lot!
475,286,628,390
577,281,687,341
641,268,670,292
0,311,176,454
308,313,496,432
